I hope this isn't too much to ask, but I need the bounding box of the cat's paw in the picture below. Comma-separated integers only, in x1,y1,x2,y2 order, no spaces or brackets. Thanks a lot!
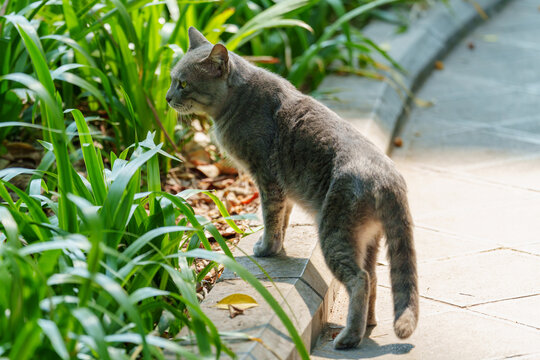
333,328,362,350
253,235,282,257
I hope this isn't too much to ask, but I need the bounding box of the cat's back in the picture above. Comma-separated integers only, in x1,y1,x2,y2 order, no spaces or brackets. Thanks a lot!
231,57,404,194
277,92,387,167
273,92,404,208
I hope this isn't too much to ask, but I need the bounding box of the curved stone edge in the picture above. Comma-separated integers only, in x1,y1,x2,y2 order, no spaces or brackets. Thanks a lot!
192,224,338,360
320,0,511,154
192,1,510,359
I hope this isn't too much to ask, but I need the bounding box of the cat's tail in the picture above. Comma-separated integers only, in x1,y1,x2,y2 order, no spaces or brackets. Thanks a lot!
379,188,419,339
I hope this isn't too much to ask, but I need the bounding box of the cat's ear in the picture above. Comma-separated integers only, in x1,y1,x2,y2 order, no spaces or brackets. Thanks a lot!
203,44,229,78
188,27,210,50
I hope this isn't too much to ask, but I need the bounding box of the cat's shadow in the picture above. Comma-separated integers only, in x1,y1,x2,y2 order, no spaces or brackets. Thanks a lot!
314,325,415,359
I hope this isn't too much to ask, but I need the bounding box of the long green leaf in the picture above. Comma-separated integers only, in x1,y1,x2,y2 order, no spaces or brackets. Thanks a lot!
37,319,70,360
70,109,107,204
0,206,19,246
123,226,194,259
5,20,78,232
288,0,399,85
105,333,202,360
72,308,111,360
226,0,311,51
48,268,151,359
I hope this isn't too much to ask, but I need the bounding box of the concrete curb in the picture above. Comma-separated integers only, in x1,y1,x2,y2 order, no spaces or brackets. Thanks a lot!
197,224,337,360
321,0,510,154
198,1,510,359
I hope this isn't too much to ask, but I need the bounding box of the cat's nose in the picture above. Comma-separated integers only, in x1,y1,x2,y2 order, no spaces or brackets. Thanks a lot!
166,94,172,103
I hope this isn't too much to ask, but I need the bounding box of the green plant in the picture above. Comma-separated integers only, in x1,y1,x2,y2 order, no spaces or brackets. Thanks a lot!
0,21,310,359
0,136,308,358
1,0,418,152
0,0,312,152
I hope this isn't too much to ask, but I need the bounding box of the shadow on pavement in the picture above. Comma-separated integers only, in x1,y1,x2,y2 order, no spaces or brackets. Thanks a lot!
313,324,414,359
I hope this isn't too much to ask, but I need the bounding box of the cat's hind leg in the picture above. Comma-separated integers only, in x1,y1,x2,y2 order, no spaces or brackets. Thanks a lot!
319,213,374,349
281,201,293,236
364,236,382,328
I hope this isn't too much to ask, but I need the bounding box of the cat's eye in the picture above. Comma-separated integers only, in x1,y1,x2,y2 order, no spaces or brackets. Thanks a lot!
179,80,187,89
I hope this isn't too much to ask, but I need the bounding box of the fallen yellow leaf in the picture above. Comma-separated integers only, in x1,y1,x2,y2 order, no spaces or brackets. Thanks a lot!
215,293,259,310
414,97,434,108
482,34,498,43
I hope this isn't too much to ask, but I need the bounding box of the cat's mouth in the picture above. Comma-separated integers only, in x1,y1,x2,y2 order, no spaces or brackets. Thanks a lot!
169,102,193,115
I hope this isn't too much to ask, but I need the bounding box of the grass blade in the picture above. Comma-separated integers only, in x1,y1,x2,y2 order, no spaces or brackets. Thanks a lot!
72,308,111,360
37,319,70,360
70,109,107,204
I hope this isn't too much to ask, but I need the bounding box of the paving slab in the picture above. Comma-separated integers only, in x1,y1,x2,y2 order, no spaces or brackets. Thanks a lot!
377,249,540,307
416,195,540,247
409,89,540,125
465,153,540,191
288,204,315,226
325,285,453,327
376,227,498,266
312,310,540,360
498,116,540,137
392,165,535,220
477,0,540,33
514,242,540,257
471,295,540,330
522,82,540,96
443,39,540,86
409,69,507,102
319,0,510,154
394,128,540,172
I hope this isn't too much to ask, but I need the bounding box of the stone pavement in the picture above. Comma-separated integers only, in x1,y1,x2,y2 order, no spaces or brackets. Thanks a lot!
312,0,540,359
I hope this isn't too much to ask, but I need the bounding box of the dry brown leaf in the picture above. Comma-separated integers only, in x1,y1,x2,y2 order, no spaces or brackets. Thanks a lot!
196,164,220,178
228,304,244,318
218,226,236,238
470,1,488,19
240,192,259,205
212,178,235,189
188,148,212,166
192,132,211,147
434,60,444,70
3,141,41,163
225,192,239,213
244,56,280,64
215,159,238,175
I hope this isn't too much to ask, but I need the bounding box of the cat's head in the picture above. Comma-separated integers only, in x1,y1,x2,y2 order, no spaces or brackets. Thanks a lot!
166,27,230,117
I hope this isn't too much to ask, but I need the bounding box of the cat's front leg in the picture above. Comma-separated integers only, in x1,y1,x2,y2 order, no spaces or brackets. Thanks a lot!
253,186,287,257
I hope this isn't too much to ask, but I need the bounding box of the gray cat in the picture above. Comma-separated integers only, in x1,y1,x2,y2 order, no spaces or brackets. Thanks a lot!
167,27,418,350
